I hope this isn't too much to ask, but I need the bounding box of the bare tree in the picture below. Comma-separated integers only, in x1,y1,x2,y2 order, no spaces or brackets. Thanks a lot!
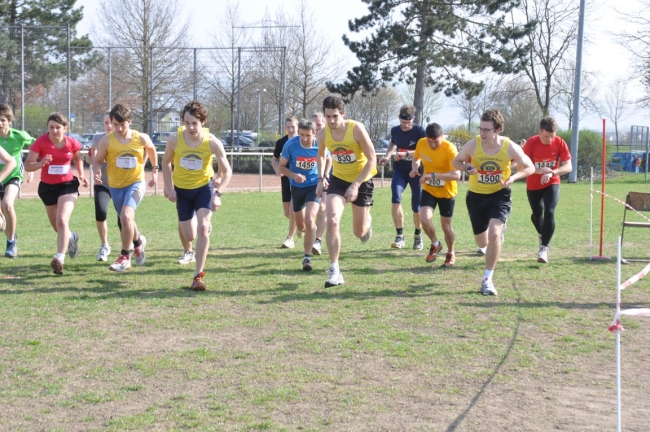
512,0,581,116
491,77,542,141
453,76,500,132
400,83,442,125
601,77,632,151
346,87,401,141
551,62,600,130
618,0,650,107
94,0,192,133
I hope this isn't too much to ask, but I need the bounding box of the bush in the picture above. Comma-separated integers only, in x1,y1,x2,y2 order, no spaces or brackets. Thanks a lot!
557,129,610,180
445,125,473,150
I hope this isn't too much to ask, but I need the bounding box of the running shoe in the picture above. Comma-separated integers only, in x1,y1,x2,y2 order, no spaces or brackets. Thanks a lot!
480,279,498,296
391,235,405,249
134,235,146,266
296,229,304,239
360,214,372,243
442,252,455,268
413,234,423,250
5,237,17,258
302,257,312,272
281,236,294,249
477,246,487,256
312,239,322,256
191,272,206,291
67,231,79,259
109,254,131,272
325,267,345,288
50,257,63,275
177,250,196,265
426,243,443,263
0,212,5,231
96,244,111,262
538,245,549,264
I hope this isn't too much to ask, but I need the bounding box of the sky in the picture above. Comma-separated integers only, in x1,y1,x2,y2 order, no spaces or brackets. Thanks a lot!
74,0,649,133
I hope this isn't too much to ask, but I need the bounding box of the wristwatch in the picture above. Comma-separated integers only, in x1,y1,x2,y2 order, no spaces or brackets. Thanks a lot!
152,165,159,170
214,190,222,197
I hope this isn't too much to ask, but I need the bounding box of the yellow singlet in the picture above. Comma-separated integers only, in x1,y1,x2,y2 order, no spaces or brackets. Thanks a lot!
173,130,214,189
414,138,458,199
106,130,145,188
468,136,512,194
325,120,377,183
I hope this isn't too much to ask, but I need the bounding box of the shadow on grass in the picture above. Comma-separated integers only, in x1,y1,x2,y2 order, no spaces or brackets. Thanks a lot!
458,301,616,310
446,269,522,432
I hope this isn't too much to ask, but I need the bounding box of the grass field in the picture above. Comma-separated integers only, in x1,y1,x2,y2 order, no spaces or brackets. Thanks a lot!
1,174,649,431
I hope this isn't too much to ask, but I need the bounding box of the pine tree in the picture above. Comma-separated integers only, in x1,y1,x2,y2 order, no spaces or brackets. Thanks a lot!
327,0,534,124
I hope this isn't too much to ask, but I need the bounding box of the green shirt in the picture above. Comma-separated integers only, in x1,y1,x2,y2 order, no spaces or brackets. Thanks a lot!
0,128,35,184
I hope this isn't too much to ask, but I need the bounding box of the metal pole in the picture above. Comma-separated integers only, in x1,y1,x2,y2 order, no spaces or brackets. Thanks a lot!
108,47,112,108
257,93,261,146
280,46,287,135
645,126,648,183
20,25,24,130
616,236,622,432
149,46,154,134
67,24,71,131
236,47,241,139
259,154,263,192
193,48,197,101
568,0,586,183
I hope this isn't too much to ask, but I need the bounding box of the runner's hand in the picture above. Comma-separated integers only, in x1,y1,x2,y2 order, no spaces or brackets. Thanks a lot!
345,183,359,202
465,164,476,175
293,173,306,184
379,156,389,166
541,173,552,185
393,152,405,162
79,176,89,188
500,176,515,188
212,194,221,211
419,174,429,186
148,171,158,188
164,188,176,203
409,169,420,178
316,181,323,198
94,169,102,184
41,154,53,167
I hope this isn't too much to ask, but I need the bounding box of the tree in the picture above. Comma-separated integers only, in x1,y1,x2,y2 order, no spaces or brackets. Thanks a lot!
512,0,581,116
601,78,632,151
95,0,192,133
400,83,442,125
618,0,650,107
551,62,599,130
345,87,401,141
453,75,500,132
491,77,542,141
327,0,533,125
0,0,97,114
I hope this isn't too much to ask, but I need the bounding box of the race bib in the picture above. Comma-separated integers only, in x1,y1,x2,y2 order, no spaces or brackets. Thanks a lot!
535,161,556,169
48,164,70,175
295,156,316,171
333,150,356,164
477,170,502,184
426,177,445,187
180,157,203,170
397,151,412,161
116,156,137,169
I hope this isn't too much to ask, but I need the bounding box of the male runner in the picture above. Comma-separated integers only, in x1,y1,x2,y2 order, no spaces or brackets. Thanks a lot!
272,116,301,248
0,104,35,257
410,123,460,267
523,117,572,263
162,101,232,290
316,95,376,288
279,118,331,271
379,105,426,250
93,103,158,272
312,111,329,256
453,109,534,295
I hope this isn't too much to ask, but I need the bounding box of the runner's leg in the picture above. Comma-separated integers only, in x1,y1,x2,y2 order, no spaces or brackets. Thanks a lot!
2,183,19,240
326,193,346,264
194,208,212,274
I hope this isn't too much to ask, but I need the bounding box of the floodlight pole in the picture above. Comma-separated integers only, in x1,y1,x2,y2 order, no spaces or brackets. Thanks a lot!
254,88,267,145
569,0,587,183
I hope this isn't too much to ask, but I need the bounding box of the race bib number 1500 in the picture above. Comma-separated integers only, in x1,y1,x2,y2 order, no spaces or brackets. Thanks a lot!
477,170,502,184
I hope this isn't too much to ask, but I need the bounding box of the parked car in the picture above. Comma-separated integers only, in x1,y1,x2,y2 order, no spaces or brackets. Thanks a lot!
221,135,254,147
69,133,92,151
151,132,175,151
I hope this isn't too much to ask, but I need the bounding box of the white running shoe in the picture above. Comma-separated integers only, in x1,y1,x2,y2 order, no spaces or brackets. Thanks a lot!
477,246,487,256
134,235,146,266
281,236,294,249
538,245,549,264
177,250,196,265
68,231,79,259
391,235,405,249
312,239,322,256
480,279,498,296
96,244,111,262
413,234,423,250
109,254,131,272
360,213,372,243
325,267,345,288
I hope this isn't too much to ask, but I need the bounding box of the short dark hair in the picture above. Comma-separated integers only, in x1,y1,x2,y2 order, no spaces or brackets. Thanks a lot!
298,118,316,133
109,103,132,123
480,109,505,131
323,95,345,112
0,104,14,123
47,112,68,127
399,105,416,120
285,115,298,124
181,101,208,123
425,123,443,139
539,116,558,133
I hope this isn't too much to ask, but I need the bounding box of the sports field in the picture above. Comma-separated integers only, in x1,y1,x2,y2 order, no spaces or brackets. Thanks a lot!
1,174,649,430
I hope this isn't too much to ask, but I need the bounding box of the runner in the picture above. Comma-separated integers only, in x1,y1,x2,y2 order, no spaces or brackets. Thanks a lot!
93,103,158,272
162,101,232,290
316,95,376,288
452,109,534,295
85,111,116,261
378,105,426,250
0,103,35,257
24,113,87,274
523,116,572,263
311,111,329,256
410,123,460,267
272,116,302,248
279,118,331,271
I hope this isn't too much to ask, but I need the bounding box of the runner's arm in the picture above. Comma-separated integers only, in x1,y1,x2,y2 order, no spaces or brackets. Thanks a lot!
0,146,16,183
92,135,110,183
452,139,476,173
161,134,177,197
25,150,47,172
351,123,376,187
139,133,159,186
210,136,232,192
503,143,534,187
72,150,88,187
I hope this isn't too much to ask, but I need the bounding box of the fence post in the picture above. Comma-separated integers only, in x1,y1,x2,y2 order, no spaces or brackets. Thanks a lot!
259,154,263,191
67,24,71,126
89,162,94,197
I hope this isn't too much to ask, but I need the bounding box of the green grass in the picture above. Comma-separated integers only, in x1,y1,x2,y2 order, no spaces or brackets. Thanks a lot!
0,173,649,430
